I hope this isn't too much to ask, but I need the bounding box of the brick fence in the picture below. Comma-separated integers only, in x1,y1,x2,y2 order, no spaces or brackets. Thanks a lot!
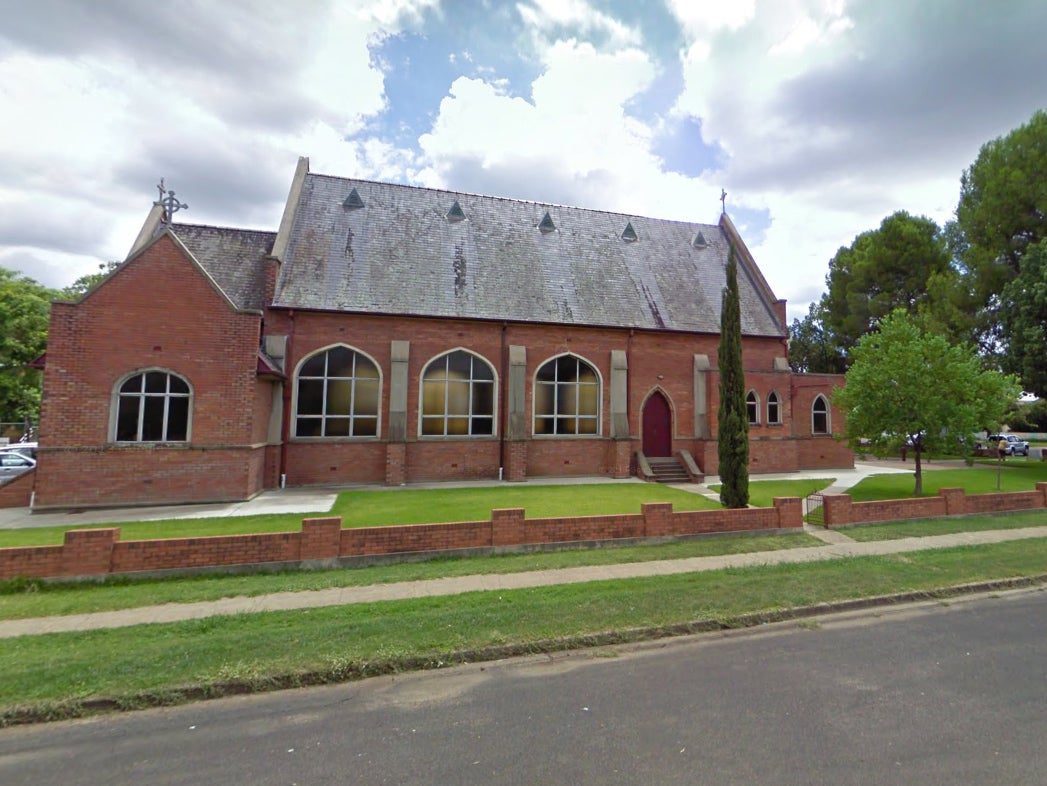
821,484,1047,527
0,498,802,580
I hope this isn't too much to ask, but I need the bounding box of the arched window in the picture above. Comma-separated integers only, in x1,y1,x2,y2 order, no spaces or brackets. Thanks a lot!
295,346,380,437
812,395,830,435
534,354,600,435
421,350,495,436
745,390,760,425
115,370,191,442
767,391,781,425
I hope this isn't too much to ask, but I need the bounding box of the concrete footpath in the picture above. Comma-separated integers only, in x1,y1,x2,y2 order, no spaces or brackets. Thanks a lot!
3,457,1043,639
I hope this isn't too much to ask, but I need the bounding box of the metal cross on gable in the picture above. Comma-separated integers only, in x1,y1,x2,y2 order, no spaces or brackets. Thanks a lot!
154,178,188,223
720,188,727,214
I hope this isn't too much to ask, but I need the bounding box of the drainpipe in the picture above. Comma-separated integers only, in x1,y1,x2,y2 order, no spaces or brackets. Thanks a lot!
499,321,508,478
279,309,295,487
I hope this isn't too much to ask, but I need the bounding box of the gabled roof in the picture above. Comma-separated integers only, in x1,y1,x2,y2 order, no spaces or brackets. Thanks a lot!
169,224,276,311
271,169,785,336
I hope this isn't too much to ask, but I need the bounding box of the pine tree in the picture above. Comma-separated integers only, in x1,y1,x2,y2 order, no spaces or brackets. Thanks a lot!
717,246,749,507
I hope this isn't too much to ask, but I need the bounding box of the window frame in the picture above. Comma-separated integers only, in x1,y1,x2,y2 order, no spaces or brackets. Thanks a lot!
292,344,383,440
766,390,782,425
812,394,830,435
418,348,498,438
532,352,602,437
745,389,760,425
110,368,193,444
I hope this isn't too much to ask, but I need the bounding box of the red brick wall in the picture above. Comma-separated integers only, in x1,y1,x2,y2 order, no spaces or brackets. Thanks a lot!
35,234,269,507
0,499,802,580
822,484,1047,527
0,471,34,508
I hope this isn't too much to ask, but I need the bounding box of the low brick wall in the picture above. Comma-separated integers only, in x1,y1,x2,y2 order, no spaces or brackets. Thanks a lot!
822,484,1047,527
0,470,34,509
0,498,803,580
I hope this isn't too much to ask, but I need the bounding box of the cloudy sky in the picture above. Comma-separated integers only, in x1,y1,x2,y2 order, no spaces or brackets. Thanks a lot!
1,0,1045,321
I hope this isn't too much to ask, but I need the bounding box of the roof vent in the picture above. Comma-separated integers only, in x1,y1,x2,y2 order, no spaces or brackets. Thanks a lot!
691,231,707,249
446,200,466,223
342,188,365,209
621,221,638,242
538,211,556,234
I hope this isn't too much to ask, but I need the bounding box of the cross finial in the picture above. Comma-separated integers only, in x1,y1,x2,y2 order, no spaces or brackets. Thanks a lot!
154,178,188,223
720,188,727,214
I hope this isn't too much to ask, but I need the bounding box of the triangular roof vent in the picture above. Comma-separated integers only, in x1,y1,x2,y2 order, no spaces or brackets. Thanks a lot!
446,200,466,223
621,221,638,242
691,231,707,249
342,188,365,209
538,211,556,234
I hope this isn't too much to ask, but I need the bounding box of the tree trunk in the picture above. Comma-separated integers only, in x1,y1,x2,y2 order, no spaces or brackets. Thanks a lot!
913,448,923,496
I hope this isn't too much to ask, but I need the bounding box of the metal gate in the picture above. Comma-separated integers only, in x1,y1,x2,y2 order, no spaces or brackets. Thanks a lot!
804,493,825,527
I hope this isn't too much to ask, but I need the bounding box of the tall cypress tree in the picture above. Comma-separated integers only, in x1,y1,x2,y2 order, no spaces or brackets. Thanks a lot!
717,246,749,507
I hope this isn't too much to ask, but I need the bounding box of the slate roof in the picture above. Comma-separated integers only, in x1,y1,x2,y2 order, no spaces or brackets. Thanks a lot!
272,173,785,337
171,224,276,311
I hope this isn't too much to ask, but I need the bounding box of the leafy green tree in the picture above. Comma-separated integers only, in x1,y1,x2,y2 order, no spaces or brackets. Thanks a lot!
821,211,952,361
62,261,121,299
0,267,56,422
953,110,1047,363
717,246,749,508
1000,240,1047,396
834,310,1020,496
788,302,847,374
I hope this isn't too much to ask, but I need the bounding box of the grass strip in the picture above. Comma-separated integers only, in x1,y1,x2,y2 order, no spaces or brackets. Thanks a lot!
3,538,1047,724
0,533,819,619
840,509,1047,541
0,483,722,548
845,463,1047,501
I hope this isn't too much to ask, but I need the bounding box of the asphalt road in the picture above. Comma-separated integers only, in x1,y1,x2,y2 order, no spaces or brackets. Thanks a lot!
2,588,1046,785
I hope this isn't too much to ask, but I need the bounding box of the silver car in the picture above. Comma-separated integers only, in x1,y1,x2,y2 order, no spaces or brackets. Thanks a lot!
0,452,35,480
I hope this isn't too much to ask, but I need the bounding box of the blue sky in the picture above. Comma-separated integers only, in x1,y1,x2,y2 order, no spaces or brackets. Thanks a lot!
1,0,1046,321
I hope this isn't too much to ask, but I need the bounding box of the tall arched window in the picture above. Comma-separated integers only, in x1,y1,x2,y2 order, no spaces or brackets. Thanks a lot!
534,354,600,435
767,391,781,425
745,390,760,425
115,370,191,442
421,350,495,436
295,346,380,437
812,394,830,435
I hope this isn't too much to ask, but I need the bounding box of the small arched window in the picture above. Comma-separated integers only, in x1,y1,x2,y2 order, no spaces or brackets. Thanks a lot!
767,391,781,425
295,346,380,437
812,395,830,435
115,370,191,442
745,390,760,425
534,354,600,435
421,350,496,436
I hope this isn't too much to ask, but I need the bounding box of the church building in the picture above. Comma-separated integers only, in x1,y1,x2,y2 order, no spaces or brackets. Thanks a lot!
31,158,850,509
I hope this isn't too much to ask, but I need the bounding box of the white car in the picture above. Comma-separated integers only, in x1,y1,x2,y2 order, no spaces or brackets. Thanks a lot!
0,441,37,460
0,452,35,481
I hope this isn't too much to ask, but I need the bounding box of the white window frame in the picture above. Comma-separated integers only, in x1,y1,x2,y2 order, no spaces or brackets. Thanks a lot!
292,344,383,439
111,368,193,443
532,353,602,437
418,348,498,438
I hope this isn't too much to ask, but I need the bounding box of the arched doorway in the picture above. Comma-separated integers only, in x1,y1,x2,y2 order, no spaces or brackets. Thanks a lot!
642,391,672,457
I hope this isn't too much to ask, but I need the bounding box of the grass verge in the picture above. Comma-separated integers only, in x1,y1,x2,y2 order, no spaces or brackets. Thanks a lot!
846,463,1047,501
3,538,1047,725
0,532,821,619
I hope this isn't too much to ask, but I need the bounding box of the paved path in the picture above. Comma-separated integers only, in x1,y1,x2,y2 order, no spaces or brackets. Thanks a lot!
3,525,1045,639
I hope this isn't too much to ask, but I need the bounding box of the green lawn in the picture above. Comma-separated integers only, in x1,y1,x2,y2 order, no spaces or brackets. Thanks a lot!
840,509,1047,541
4,538,1047,723
845,462,1047,502
0,483,722,548
711,478,835,506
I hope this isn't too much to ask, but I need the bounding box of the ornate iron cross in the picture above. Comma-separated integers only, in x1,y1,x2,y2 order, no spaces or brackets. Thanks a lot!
154,178,188,222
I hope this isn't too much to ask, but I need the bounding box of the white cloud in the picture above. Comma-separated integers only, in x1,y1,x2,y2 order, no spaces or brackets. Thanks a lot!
517,0,641,48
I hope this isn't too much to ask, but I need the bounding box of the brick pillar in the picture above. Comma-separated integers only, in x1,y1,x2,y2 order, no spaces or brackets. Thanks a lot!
385,443,406,486
491,507,526,546
1036,482,1047,507
301,517,342,560
642,502,673,537
938,487,966,516
505,441,528,482
773,497,802,528
821,494,852,528
613,439,632,478
62,528,119,577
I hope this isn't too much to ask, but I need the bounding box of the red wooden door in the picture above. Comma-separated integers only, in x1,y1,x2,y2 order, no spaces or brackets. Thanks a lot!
642,392,672,457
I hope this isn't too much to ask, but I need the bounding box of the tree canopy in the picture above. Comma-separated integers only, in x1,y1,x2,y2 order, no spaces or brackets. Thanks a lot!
833,310,1019,496
0,267,55,422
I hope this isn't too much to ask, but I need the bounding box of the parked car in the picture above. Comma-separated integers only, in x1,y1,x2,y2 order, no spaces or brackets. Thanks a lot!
0,452,35,481
986,434,1030,457
0,442,37,461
